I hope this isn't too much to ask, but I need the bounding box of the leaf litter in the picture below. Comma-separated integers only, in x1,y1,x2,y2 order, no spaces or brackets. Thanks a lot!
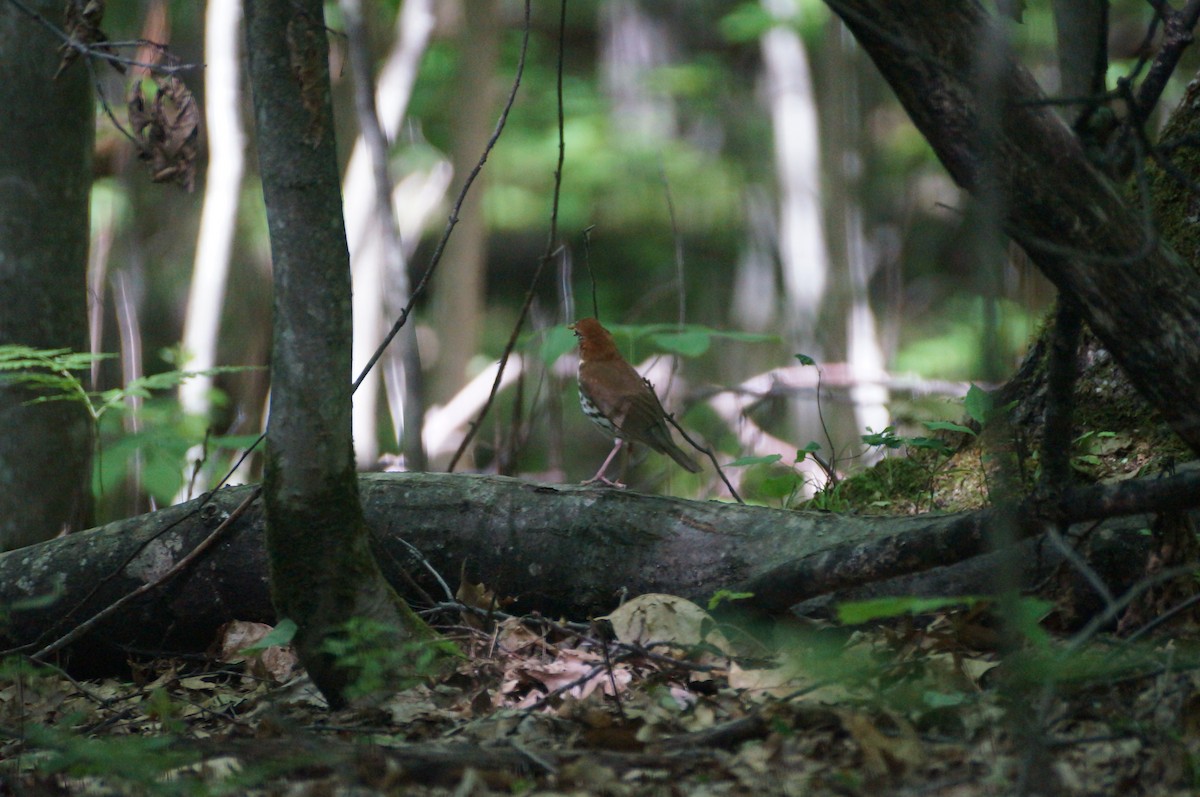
4,590,1200,795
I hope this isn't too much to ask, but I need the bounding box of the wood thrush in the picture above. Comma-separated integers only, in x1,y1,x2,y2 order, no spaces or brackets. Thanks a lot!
570,317,701,485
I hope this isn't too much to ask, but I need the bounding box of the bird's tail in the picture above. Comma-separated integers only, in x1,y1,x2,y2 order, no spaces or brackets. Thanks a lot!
664,441,702,473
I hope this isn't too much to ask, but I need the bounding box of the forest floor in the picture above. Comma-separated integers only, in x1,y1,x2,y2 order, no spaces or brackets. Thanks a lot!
3,592,1199,796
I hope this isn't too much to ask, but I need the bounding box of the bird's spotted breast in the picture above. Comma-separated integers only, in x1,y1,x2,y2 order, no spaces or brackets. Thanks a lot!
579,388,619,437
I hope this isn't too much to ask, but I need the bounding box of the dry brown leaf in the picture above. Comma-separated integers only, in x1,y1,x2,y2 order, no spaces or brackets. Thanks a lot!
127,77,199,191
212,620,274,663
839,710,923,780
494,616,543,653
456,579,498,629
56,0,124,79
210,620,298,683
602,593,733,660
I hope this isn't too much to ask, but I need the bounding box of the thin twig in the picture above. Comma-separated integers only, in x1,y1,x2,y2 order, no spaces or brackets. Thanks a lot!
7,0,199,74
582,225,599,318
665,415,743,504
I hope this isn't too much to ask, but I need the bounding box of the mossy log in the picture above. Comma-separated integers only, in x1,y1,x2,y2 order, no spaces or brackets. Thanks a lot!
1,471,1186,674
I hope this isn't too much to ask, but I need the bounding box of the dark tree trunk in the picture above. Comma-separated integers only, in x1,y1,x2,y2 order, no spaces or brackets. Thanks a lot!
827,0,1200,453
0,0,95,550
242,0,439,707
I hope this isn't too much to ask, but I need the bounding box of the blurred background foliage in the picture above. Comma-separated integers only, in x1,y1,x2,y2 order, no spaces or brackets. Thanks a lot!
73,0,1193,518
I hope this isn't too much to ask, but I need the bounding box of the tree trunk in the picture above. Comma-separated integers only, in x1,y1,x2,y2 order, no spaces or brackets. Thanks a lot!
242,0,440,707
827,0,1200,454
0,0,95,550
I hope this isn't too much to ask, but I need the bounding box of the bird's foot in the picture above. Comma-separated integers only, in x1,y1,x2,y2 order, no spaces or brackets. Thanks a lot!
582,475,626,488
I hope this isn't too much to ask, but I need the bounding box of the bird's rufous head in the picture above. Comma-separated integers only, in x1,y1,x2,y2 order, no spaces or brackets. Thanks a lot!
570,318,621,362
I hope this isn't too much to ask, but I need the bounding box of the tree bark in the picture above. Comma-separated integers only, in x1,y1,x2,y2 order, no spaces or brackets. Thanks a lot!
0,471,1184,674
243,0,439,707
0,0,95,550
826,0,1200,453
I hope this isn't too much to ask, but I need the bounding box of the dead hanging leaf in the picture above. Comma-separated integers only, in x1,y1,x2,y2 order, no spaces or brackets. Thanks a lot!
127,77,199,191
56,0,125,79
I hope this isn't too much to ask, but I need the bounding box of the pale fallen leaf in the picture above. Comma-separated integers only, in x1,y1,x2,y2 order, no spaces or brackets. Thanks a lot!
840,710,923,779
602,593,733,659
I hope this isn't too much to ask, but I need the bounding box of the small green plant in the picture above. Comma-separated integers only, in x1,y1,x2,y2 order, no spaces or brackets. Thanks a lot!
320,618,458,700
0,344,259,514
727,442,830,508
856,383,1007,509
707,588,754,611
806,479,850,512
836,595,985,625
22,723,197,796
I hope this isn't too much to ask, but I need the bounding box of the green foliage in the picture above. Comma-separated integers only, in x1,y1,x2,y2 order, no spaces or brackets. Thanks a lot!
602,323,777,360
23,724,196,796
862,425,953,457
893,296,1039,380
0,346,108,417
1070,429,1122,476
707,589,755,611
1,344,261,514
320,618,459,701
726,454,782,467
719,0,829,45
805,480,850,512
837,596,983,625
538,325,577,366
963,383,996,425
0,576,65,629
734,448,817,508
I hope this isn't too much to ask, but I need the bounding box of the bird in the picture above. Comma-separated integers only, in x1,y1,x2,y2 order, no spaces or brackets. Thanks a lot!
570,317,701,486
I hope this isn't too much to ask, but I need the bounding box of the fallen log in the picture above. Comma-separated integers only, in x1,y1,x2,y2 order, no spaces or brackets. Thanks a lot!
0,471,1189,673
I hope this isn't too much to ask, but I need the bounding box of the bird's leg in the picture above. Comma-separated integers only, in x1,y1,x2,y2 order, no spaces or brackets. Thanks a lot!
583,438,626,487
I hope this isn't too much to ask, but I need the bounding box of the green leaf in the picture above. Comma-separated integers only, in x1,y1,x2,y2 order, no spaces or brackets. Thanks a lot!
707,589,755,611
1007,596,1053,648
726,454,782,467
719,2,775,42
239,618,298,655
923,690,970,708
540,325,577,366
210,433,265,450
796,441,822,463
964,383,994,426
837,596,982,625
759,472,802,499
651,330,713,357
607,324,774,360
907,437,953,454
795,353,816,366
924,420,975,436
862,426,903,448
